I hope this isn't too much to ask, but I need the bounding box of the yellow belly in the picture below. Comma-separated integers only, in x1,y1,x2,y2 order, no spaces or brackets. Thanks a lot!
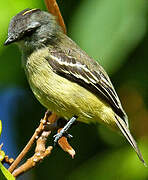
24,48,116,126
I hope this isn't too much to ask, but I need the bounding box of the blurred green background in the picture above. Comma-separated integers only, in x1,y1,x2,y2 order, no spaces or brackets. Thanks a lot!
0,0,148,179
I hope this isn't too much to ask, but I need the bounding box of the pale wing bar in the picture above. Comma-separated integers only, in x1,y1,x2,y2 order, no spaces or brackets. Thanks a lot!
46,52,127,125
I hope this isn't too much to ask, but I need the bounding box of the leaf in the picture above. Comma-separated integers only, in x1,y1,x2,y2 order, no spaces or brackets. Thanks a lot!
0,119,14,179
0,162,15,180
0,150,5,162
0,120,2,137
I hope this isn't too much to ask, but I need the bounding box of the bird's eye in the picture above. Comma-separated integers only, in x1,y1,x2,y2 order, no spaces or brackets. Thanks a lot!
22,22,41,39
23,28,36,37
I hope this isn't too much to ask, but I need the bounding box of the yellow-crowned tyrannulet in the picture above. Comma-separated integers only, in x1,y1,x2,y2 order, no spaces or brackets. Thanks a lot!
4,8,146,165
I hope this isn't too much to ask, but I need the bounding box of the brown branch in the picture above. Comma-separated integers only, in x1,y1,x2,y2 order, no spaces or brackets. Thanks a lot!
0,143,14,165
44,0,67,34
12,130,53,177
8,119,44,173
8,111,53,173
9,110,76,178
10,111,57,177
58,128,75,158
12,147,52,177
3,156,14,165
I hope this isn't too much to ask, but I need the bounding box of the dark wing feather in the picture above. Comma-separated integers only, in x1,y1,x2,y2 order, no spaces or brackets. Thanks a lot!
46,50,128,126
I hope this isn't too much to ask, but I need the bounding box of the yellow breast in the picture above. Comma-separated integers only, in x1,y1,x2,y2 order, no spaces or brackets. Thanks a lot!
24,47,116,127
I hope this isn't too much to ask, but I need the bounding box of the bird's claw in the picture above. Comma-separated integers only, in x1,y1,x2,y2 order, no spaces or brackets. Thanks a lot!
53,131,73,145
53,116,77,145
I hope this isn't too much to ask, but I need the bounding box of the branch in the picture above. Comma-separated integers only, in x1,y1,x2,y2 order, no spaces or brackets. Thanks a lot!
8,111,76,178
44,0,67,34
8,111,53,173
58,128,75,158
12,131,53,177
3,156,14,165
8,118,45,173
0,144,14,165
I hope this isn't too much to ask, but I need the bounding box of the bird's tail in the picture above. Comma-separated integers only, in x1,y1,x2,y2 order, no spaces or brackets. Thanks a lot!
115,115,147,166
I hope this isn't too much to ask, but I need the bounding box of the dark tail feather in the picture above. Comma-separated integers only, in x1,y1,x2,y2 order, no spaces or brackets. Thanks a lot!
115,115,147,166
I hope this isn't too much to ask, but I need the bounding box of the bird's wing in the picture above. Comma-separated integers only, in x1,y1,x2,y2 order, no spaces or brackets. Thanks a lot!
46,50,128,126
45,45,147,165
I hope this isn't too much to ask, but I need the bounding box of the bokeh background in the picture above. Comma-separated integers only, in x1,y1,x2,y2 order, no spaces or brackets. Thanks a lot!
0,0,148,179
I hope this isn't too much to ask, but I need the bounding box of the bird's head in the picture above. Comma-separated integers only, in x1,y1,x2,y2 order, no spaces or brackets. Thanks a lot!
4,8,62,51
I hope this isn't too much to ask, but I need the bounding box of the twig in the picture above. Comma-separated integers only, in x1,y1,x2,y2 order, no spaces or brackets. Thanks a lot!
12,147,52,177
3,156,14,165
9,111,76,178
8,119,44,173
8,111,53,173
12,131,53,177
11,111,58,177
44,0,67,34
58,128,75,158
0,143,14,165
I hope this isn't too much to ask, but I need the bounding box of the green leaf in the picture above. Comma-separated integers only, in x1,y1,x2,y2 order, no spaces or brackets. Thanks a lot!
0,120,2,137
0,162,15,180
0,121,14,179
0,150,5,162
0,121,5,162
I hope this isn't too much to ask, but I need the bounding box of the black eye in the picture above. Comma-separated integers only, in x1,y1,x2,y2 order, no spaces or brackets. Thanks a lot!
23,28,36,37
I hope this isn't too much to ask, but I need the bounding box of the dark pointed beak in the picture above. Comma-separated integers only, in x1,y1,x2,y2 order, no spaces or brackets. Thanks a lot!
4,35,17,46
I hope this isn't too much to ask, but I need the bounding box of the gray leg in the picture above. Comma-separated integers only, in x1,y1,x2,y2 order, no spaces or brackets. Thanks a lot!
54,116,78,144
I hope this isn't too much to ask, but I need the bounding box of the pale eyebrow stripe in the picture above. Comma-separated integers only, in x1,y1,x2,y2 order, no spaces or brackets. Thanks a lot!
22,9,37,16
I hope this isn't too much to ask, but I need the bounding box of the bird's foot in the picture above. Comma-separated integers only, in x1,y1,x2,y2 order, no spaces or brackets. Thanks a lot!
53,116,78,145
53,132,73,145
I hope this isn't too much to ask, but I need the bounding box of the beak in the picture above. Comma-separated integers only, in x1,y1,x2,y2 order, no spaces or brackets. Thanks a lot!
4,35,17,46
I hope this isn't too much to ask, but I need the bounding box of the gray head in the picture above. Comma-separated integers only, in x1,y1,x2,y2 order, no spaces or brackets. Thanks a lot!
4,8,62,51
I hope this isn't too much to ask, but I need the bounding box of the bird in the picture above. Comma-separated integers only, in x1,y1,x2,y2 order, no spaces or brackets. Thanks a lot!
4,8,146,165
